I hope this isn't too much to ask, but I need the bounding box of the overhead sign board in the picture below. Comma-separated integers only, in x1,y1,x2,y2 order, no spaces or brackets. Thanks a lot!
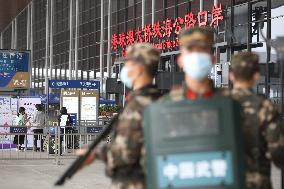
49,80,100,89
111,4,224,56
0,50,30,90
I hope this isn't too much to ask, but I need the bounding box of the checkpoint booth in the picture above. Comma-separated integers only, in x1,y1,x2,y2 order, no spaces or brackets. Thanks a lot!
48,80,101,153
143,96,245,189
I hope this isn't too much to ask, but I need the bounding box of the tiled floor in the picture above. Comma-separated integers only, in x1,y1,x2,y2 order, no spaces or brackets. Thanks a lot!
0,159,282,189
0,159,110,189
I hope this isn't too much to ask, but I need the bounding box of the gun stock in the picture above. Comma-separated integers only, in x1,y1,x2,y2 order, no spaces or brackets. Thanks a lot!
55,115,118,186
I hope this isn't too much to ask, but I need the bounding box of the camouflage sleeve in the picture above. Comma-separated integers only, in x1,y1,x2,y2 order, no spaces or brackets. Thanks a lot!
140,142,146,174
95,132,113,162
259,99,284,168
104,101,145,175
158,88,184,102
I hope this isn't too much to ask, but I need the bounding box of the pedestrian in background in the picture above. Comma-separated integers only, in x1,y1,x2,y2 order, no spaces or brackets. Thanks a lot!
229,52,284,189
31,104,46,152
58,107,73,150
13,107,28,151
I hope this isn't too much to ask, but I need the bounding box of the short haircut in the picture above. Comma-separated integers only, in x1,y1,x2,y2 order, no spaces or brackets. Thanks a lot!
125,43,160,77
35,104,43,112
179,27,215,53
179,27,214,42
60,107,68,114
230,52,260,81
19,107,26,114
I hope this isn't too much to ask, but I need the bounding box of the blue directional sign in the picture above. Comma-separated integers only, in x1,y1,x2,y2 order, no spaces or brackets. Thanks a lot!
0,50,30,90
49,80,100,89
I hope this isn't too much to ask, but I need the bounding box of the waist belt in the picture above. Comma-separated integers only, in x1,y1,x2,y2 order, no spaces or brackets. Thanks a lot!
112,170,145,181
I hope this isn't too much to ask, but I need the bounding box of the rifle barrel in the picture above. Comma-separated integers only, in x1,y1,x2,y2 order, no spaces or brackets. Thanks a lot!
54,115,118,186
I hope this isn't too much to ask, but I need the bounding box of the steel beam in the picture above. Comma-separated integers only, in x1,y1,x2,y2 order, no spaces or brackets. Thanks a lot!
265,0,271,98
200,0,204,11
100,0,104,93
11,20,14,49
75,0,79,79
142,0,145,27
14,18,17,49
152,0,155,24
107,0,112,78
49,0,54,81
44,0,50,94
68,0,73,80
0,33,3,49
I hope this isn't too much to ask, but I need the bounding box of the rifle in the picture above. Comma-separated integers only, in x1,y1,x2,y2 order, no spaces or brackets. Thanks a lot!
54,115,119,186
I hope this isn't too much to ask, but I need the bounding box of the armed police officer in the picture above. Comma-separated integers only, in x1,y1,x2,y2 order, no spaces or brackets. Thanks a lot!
161,27,223,101
78,43,161,189
229,52,284,189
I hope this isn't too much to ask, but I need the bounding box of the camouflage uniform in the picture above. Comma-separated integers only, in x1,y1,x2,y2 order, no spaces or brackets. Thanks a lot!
106,85,160,189
230,52,284,189
99,43,161,189
160,80,226,102
161,85,284,189
230,88,284,189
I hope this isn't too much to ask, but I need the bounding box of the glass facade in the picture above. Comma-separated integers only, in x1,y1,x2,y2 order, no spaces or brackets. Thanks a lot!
2,24,12,49
0,0,284,106
53,0,69,82
32,0,46,90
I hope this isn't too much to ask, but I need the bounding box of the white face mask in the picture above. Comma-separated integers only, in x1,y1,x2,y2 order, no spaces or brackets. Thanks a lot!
120,66,134,88
182,52,213,80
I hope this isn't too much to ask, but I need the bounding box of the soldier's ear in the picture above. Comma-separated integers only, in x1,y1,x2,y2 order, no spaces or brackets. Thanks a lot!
212,55,216,65
229,72,235,82
253,72,260,82
133,63,144,77
177,54,183,68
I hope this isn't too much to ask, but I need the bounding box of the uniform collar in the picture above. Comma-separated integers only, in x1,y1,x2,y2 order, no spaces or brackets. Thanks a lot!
183,80,215,100
232,88,254,96
185,88,214,100
126,84,157,102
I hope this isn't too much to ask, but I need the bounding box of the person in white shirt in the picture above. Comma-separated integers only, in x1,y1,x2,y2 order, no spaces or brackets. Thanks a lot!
31,104,46,152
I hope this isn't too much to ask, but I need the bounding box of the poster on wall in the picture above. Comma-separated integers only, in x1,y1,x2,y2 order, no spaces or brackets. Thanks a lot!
18,97,41,148
61,90,79,116
18,97,41,119
0,97,13,144
80,90,99,121
11,98,18,126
